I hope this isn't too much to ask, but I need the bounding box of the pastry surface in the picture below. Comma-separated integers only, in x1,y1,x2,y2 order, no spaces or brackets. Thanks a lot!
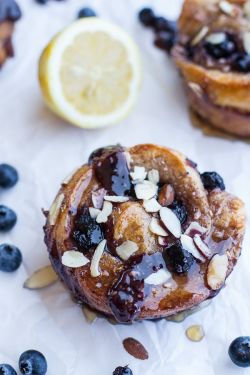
44,144,245,323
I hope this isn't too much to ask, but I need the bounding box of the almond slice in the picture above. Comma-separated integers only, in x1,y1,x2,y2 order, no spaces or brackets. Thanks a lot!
116,240,138,260
184,222,207,237
188,82,203,98
206,32,226,44
243,32,250,54
181,235,205,262
191,26,209,46
134,181,158,200
149,217,168,236
48,193,64,225
130,166,147,182
160,207,182,238
90,239,107,277
124,151,132,169
147,169,160,185
62,250,90,268
96,201,113,223
193,235,211,258
89,207,101,219
143,198,161,213
207,254,228,290
23,265,59,290
186,325,205,342
104,195,129,203
219,0,237,16
82,305,98,323
145,268,171,285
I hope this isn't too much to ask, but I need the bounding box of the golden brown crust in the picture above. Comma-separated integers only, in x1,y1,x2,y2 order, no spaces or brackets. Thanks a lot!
44,145,246,321
0,21,14,67
172,0,250,136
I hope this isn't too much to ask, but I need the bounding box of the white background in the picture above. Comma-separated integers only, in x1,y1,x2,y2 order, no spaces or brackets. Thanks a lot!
1,0,250,374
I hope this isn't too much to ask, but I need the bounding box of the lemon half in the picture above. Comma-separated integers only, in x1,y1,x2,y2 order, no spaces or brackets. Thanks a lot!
38,18,142,129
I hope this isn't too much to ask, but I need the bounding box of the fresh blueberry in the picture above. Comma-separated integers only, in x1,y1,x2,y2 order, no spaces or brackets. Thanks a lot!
153,16,176,33
77,7,96,19
0,205,17,232
72,207,104,251
201,172,225,191
0,364,17,375
154,30,176,53
0,0,22,22
233,54,250,73
19,350,47,375
229,337,250,368
169,200,187,224
164,241,194,274
0,164,18,189
204,34,236,59
113,366,133,375
34,0,48,4
138,7,155,27
0,244,22,272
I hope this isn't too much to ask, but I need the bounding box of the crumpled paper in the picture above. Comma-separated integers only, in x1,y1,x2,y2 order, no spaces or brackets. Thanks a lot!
0,0,250,374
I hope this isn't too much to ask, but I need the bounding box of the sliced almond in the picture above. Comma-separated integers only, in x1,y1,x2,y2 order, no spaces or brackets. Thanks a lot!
186,325,205,342
206,32,226,44
23,265,59,290
90,239,107,277
219,0,237,16
207,254,228,290
143,198,161,213
149,217,168,236
191,26,209,46
82,305,98,323
188,82,203,98
145,268,171,285
147,169,160,185
96,201,113,223
89,207,101,219
124,151,132,169
92,188,106,209
62,251,90,268
181,235,205,262
104,195,129,203
134,181,158,201
116,240,138,261
185,222,207,237
48,193,64,225
193,235,211,258
243,32,250,54
130,166,147,182
160,207,182,238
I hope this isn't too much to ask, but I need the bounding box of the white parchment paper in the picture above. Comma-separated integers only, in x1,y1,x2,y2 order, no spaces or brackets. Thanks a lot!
1,0,250,374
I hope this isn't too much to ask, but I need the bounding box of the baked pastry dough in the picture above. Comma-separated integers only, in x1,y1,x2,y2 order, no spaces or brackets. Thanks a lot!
44,144,245,323
0,0,21,67
172,0,250,136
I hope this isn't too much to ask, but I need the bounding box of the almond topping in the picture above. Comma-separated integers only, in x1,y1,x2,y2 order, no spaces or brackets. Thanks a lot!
191,26,209,46
206,32,226,44
96,201,113,223
186,325,205,342
147,169,160,185
181,235,205,262
184,222,207,237
23,265,58,290
90,240,107,277
130,166,147,182
116,240,138,260
104,195,129,203
149,217,168,236
124,151,132,169
48,193,64,225
134,180,158,200
193,235,211,258
62,251,90,268
207,254,228,290
243,32,250,54
145,268,171,285
219,0,237,16
188,82,203,98
143,198,161,213
89,207,101,219
160,207,182,238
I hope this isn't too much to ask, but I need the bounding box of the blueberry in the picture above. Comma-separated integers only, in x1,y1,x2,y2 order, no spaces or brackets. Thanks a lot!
138,7,155,27
19,350,47,375
164,241,194,274
201,172,225,191
229,337,250,368
0,205,17,232
113,366,133,375
0,164,18,189
0,364,17,375
154,30,176,53
0,244,22,272
72,208,104,251
34,0,48,4
204,34,236,59
77,7,96,19
233,54,250,73
169,200,187,225
0,0,22,22
153,16,176,33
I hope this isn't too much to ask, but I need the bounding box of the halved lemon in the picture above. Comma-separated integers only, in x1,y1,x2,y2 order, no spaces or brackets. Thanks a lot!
38,18,142,129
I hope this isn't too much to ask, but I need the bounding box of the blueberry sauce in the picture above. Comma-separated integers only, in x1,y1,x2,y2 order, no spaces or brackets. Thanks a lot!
108,252,164,322
94,150,132,196
204,34,237,59
0,0,22,22
88,144,122,164
164,241,194,274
